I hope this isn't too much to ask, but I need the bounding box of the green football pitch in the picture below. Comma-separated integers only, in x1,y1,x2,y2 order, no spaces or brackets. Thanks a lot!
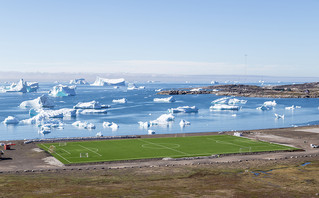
38,135,298,165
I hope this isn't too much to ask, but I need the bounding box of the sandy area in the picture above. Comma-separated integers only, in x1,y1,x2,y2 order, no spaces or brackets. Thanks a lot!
1,125,319,173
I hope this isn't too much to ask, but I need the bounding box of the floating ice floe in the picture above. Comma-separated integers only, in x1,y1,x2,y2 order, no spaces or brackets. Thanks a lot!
96,132,103,137
49,84,76,97
150,114,175,126
155,88,162,92
1,79,39,93
72,121,96,129
153,96,175,103
285,105,301,110
103,122,119,131
112,98,127,103
21,108,76,125
168,106,198,113
3,116,19,125
38,125,51,134
228,98,247,105
256,100,277,111
210,104,240,111
211,81,219,85
211,97,247,105
179,119,191,127
76,109,108,114
69,78,88,85
73,100,110,109
148,130,155,135
211,97,230,105
274,113,285,119
91,77,125,86
20,95,54,109
138,121,150,129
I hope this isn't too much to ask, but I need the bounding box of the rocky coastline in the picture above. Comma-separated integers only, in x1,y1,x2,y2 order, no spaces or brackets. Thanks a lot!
157,82,319,98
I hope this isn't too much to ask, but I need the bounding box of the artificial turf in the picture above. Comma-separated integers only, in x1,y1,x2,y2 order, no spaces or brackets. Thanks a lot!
38,135,298,164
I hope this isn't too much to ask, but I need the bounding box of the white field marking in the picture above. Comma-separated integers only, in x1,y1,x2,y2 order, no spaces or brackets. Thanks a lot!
207,138,251,149
78,144,102,157
138,139,189,155
60,148,71,155
41,144,72,164
141,143,180,149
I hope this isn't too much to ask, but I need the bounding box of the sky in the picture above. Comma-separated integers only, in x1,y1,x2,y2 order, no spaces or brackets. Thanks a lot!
0,0,318,77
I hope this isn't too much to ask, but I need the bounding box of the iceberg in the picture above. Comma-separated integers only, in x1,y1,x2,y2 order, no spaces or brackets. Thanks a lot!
21,108,76,125
1,79,39,93
190,88,202,92
73,100,105,109
72,121,96,129
211,81,219,85
148,130,155,135
210,104,240,111
155,88,162,92
153,96,175,103
20,95,54,109
138,121,150,129
38,125,51,134
76,109,108,114
211,97,230,105
228,98,247,105
112,98,127,103
3,116,19,124
69,78,88,85
103,121,119,131
91,77,125,86
179,119,191,127
96,132,103,137
274,113,285,119
257,100,277,111
168,106,198,113
150,114,175,126
49,84,76,97
211,97,247,105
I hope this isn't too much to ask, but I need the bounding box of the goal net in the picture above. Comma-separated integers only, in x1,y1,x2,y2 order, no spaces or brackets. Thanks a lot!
80,153,89,158
59,142,67,146
48,145,56,153
239,147,252,153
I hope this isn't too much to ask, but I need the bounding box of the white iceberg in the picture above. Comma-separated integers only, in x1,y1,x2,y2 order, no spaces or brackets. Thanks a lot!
148,130,155,135
285,105,300,110
3,116,19,124
150,114,175,126
21,108,76,125
38,125,51,134
112,98,127,103
69,78,88,85
211,81,219,85
1,79,39,93
212,97,247,105
210,104,240,111
211,97,230,104
74,100,105,109
91,77,125,86
168,106,198,113
153,96,175,103
76,109,108,114
275,113,285,119
72,121,95,129
103,121,119,131
190,88,202,92
179,119,191,127
228,98,247,105
96,132,103,137
20,95,54,109
155,88,162,92
257,100,277,111
49,84,76,97
138,121,150,129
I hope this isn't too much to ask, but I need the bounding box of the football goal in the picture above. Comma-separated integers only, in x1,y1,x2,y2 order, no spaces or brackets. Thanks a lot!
80,153,89,158
59,142,67,146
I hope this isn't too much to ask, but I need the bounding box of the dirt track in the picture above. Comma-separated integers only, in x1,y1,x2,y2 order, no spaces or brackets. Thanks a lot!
1,125,319,173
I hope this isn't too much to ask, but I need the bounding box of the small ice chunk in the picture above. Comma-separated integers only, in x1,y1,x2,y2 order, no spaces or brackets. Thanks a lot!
138,121,150,129
49,84,76,97
96,132,103,137
190,88,202,92
285,105,295,110
74,100,102,109
179,119,191,127
72,121,95,129
155,88,162,92
112,98,127,103
148,130,155,135
3,116,19,124
154,96,175,103
38,125,51,134
168,106,198,113
150,114,175,126
275,113,285,119
257,100,277,111
76,109,108,114
20,95,54,109
103,122,119,131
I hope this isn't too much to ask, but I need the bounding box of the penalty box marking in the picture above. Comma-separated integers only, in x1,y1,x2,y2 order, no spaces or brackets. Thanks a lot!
41,144,72,164
78,144,102,157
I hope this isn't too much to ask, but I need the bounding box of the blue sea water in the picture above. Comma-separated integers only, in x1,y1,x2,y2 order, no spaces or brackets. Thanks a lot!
1,82,319,141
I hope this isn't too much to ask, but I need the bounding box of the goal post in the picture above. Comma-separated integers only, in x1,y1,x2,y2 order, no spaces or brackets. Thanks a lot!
59,142,67,146
80,153,89,158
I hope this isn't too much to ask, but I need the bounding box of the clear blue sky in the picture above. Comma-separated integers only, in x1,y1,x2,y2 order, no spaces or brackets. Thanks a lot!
0,0,318,76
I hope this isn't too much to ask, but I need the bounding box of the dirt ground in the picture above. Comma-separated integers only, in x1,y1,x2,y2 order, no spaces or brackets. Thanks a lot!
1,125,319,173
